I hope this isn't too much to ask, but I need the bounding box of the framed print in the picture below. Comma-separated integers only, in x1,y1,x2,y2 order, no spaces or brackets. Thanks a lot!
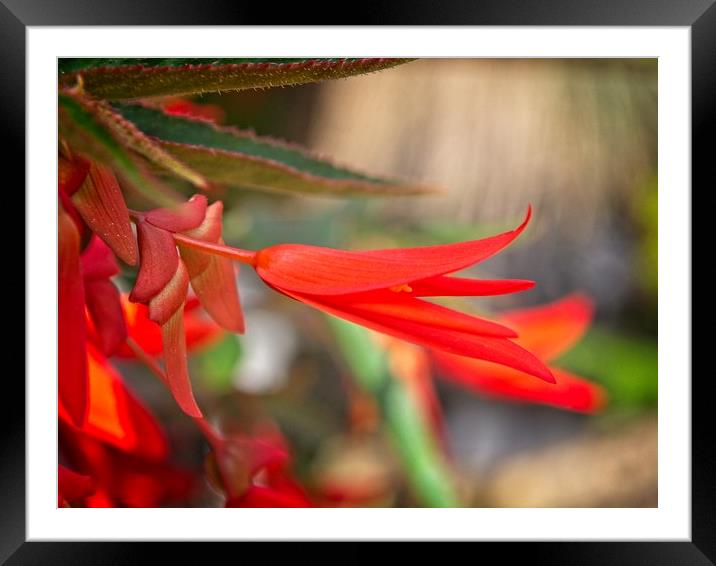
7,0,708,563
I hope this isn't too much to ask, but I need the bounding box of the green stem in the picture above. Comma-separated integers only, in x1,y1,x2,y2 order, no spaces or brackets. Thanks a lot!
327,316,461,507
382,377,459,507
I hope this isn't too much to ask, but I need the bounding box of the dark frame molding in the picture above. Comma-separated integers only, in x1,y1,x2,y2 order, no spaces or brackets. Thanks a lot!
7,1,706,563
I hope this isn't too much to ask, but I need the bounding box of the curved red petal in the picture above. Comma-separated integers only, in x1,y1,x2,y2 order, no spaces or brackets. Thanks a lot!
145,194,208,232
148,259,190,325
409,276,535,297
255,207,531,295
71,161,138,265
130,221,179,303
284,288,554,383
331,296,517,338
433,353,606,413
81,236,120,280
186,255,244,334
59,207,89,426
178,202,244,333
85,279,127,356
161,307,203,418
498,293,595,362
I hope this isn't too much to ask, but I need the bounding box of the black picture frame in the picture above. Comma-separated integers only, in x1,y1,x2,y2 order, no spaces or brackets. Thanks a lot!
7,1,706,563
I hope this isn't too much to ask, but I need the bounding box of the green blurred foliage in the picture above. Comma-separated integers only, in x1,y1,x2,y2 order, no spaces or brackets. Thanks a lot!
327,316,459,507
557,327,657,411
194,333,242,393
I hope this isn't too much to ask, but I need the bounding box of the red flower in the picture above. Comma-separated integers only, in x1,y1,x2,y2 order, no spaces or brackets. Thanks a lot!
59,344,195,507
203,424,312,508
59,343,168,460
58,153,136,426
60,429,195,508
127,196,244,418
176,206,554,383
432,293,607,413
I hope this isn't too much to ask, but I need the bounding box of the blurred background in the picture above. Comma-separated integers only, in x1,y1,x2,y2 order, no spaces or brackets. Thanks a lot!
121,59,658,507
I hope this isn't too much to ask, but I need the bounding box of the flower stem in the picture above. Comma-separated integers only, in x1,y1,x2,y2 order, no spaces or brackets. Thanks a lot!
327,316,461,507
172,233,257,266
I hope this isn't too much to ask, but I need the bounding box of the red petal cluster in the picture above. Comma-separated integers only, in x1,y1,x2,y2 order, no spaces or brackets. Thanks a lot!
128,194,244,417
59,343,195,507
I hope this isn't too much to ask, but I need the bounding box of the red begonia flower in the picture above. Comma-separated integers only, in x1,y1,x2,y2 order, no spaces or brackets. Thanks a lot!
432,294,607,413
255,208,553,383
253,208,534,296
130,217,198,417
126,196,244,417
175,206,553,383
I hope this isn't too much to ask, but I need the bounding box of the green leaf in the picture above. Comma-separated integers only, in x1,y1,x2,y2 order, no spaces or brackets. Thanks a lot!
109,103,435,197
327,316,460,507
58,58,415,100
59,93,178,208
556,327,658,410
91,99,208,190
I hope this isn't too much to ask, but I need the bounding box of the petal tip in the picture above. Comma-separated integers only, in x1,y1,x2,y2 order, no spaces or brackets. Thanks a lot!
541,366,557,384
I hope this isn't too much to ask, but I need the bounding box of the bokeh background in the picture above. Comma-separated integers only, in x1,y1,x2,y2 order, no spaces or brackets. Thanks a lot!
120,59,658,507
